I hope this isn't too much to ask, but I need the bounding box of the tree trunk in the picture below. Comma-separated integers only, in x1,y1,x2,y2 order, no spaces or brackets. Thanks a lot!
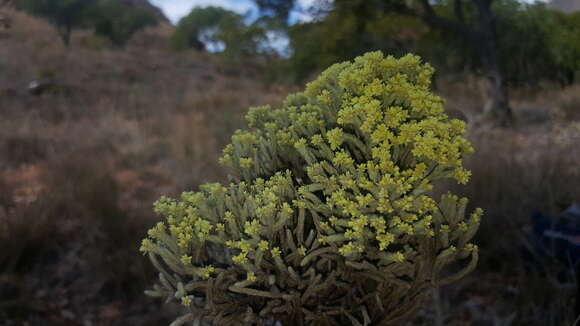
408,0,514,126
57,25,71,48
482,62,511,126
472,0,512,126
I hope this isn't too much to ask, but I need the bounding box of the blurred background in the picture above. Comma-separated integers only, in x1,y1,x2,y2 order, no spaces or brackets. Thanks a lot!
0,0,579,325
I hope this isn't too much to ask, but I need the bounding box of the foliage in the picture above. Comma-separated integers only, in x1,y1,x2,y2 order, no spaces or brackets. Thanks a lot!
141,52,482,326
86,0,158,48
287,3,375,81
426,0,580,85
492,0,580,86
171,6,266,61
171,6,230,51
216,12,266,60
277,0,580,86
255,0,295,20
283,0,477,82
286,1,433,81
254,0,295,27
543,10,580,84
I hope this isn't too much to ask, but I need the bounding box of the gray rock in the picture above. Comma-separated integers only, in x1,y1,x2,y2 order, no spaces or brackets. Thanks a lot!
27,79,55,95
0,13,10,30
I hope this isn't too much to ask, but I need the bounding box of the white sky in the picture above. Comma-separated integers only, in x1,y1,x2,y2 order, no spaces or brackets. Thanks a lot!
150,0,255,23
151,0,317,24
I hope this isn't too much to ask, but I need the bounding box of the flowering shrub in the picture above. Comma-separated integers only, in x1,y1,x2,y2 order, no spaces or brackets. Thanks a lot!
140,51,482,326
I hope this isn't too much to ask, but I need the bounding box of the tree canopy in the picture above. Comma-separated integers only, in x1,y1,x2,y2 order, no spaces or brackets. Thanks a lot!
171,6,267,60
87,0,158,47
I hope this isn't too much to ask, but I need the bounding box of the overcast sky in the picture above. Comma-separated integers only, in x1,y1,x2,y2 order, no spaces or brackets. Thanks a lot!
150,0,316,24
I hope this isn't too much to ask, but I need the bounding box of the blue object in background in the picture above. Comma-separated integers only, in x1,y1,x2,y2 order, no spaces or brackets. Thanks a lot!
527,203,580,268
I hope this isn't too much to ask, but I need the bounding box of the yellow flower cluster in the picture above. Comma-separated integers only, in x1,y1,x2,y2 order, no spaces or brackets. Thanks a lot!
141,52,482,316
200,265,215,279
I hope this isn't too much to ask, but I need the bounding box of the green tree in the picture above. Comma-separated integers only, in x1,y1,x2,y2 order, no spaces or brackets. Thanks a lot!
448,0,580,87
171,6,230,51
488,1,570,86
87,0,158,48
545,10,580,85
376,0,515,125
255,0,294,21
287,1,433,81
215,11,265,59
16,0,95,46
171,6,266,60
